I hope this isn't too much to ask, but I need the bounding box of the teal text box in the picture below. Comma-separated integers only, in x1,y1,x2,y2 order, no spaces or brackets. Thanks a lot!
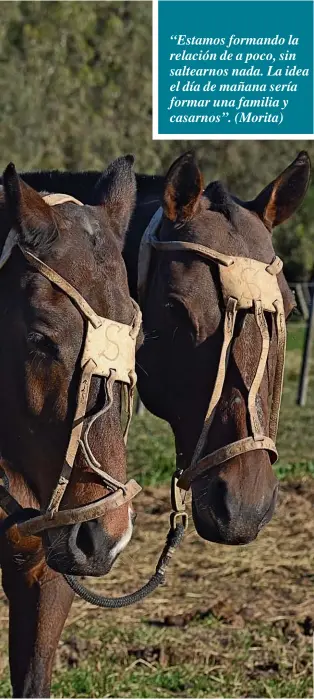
157,1,313,135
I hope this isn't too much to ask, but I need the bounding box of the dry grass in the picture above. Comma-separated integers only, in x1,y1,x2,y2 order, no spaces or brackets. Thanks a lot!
0,482,312,697
62,482,314,626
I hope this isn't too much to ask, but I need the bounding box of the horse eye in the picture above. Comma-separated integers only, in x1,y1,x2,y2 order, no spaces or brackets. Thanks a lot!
28,331,45,344
27,331,59,358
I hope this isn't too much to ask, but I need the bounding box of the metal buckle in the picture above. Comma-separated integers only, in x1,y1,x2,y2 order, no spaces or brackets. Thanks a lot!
170,511,189,530
171,470,185,512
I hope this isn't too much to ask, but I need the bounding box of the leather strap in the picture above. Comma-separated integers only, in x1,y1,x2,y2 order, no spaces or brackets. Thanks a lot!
266,257,283,275
177,436,278,490
122,372,136,443
138,207,163,305
46,360,96,515
66,360,95,469
189,297,238,469
150,235,234,268
0,484,24,519
16,479,142,537
269,300,286,441
22,250,102,329
248,301,270,439
43,194,84,207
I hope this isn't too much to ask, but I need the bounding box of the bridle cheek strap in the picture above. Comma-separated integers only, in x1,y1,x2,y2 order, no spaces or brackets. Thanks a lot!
183,296,238,471
269,300,286,441
177,273,285,490
248,299,270,440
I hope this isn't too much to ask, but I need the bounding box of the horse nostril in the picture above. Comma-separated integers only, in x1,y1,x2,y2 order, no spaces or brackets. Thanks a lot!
44,521,119,575
76,522,95,558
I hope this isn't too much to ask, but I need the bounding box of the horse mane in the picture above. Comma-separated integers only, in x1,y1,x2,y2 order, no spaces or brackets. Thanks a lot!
0,170,165,205
135,174,164,197
16,170,100,205
204,180,237,224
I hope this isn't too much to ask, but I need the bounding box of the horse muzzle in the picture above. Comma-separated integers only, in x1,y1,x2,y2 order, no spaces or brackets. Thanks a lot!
43,516,133,576
191,454,279,545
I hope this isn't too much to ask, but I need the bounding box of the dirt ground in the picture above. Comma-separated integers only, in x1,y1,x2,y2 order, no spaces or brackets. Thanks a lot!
0,480,313,697
65,480,314,626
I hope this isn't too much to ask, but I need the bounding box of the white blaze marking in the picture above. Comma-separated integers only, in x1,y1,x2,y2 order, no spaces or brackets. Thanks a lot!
109,507,133,563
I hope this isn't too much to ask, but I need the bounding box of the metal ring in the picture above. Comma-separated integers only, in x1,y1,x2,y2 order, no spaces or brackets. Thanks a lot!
170,511,188,531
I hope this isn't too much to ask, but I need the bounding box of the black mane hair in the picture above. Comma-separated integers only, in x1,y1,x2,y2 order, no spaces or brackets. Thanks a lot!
0,170,165,205
17,170,100,204
204,180,237,224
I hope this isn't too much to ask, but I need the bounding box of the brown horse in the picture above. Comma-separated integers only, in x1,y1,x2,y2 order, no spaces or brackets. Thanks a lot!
0,156,141,696
21,152,310,546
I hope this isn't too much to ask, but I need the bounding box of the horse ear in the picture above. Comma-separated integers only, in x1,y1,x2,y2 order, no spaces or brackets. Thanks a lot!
94,155,136,241
2,163,57,251
247,151,311,230
163,152,204,222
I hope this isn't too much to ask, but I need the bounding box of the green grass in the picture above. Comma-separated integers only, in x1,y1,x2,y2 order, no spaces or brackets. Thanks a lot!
46,619,312,697
49,665,310,699
277,321,314,469
128,320,314,486
0,616,299,697
285,320,307,352
275,460,314,479
127,411,175,486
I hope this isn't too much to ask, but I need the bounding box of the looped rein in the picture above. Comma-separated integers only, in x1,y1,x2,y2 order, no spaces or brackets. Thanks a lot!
63,521,185,608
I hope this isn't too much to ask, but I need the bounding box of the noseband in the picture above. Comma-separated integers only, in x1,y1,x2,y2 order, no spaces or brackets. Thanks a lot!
0,194,142,536
138,207,286,494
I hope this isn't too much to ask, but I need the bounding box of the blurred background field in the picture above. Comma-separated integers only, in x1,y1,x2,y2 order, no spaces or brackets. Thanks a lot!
0,2,313,697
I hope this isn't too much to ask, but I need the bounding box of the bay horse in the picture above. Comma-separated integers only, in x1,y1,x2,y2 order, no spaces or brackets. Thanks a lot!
20,152,310,547
0,156,142,696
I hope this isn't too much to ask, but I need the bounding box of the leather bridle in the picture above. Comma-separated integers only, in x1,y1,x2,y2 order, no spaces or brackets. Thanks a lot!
0,198,288,610
138,207,286,501
0,194,142,537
